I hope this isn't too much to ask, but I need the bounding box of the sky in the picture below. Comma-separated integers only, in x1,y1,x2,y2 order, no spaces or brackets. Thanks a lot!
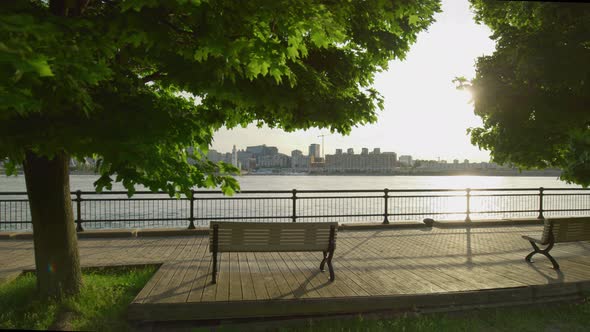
210,0,497,162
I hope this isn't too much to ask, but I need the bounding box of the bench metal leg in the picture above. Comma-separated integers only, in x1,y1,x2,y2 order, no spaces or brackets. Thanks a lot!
212,252,218,284
320,251,328,271
326,250,335,282
211,224,219,284
525,240,559,270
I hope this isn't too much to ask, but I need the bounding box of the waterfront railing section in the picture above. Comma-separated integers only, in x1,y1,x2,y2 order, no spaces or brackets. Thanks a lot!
1,188,589,231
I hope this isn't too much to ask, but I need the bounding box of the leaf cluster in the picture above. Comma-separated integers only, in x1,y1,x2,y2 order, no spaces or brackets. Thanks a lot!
1,0,440,195
465,1,590,186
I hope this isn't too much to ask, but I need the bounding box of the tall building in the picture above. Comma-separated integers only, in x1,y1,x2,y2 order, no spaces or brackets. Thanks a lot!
246,145,278,156
399,155,413,166
207,149,223,163
326,149,397,172
257,153,290,168
237,150,254,170
291,150,310,170
347,148,354,155
335,149,343,155
361,148,369,155
231,145,239,168
309,143,321,160
372,148,381,154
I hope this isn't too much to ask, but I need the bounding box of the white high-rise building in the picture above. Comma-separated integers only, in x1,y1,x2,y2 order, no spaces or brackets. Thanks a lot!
231,145,239,168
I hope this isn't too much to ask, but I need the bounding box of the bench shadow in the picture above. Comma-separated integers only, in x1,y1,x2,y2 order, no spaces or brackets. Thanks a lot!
526,260,565,283
290,269,328,299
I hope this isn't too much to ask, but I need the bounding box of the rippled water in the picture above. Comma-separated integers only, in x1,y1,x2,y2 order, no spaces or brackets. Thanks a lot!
1,175,586,231
0,174,580,192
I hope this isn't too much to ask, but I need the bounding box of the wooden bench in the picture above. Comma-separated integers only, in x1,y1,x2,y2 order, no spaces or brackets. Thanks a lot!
209,221,338,284
522,217,590,269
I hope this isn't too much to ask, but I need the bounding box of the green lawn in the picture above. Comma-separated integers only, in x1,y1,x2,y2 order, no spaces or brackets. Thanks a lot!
276,299,590,332
0,265,156,331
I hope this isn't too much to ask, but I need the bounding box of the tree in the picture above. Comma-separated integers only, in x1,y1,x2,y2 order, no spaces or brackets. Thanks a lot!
1,0,440,298
458,1,590,186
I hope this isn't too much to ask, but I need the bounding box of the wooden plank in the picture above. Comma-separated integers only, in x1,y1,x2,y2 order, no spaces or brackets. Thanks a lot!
290,250,345,298
136,263,174,304
237,252,256,301
277,251,322,299
300,249,369,298
228,252,243,301
318,237,394,296
254,252,283,299
269,251,308,299
158,236,207,303
144,237,194,303
244,252,270,301
194,251,217,303
132,238,177,304
336,234,441,295
259,251,294,299
317,241,375,297
214,252,230,301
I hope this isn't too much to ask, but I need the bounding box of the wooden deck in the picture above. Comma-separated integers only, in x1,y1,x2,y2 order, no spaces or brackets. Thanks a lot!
1,225,590,321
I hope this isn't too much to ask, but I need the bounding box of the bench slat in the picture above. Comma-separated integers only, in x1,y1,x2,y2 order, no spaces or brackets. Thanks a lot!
209,222,337,253
211,222,337,229
215,244,330,252
538,217,590,243
551,217,590,242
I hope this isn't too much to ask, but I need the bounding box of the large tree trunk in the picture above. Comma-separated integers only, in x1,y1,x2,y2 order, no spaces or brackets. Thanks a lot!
23,151,82,299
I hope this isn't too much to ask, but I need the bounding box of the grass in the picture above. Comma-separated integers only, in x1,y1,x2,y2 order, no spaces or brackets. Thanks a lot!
0,265,156,331
274,299,590,332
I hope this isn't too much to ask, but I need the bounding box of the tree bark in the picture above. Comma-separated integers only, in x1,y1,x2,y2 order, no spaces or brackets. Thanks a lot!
23,151,82,299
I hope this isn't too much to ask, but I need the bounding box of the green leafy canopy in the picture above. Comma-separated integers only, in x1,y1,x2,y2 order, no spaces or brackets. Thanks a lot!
1,0,441,195
461,1,590,186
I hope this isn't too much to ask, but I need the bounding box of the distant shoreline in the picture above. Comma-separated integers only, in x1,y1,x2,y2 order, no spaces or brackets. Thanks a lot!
244,169,562,177
3,169,562,177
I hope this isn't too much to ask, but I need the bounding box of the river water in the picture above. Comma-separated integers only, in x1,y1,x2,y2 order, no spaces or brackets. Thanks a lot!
0,174,581,192
1,175,586,231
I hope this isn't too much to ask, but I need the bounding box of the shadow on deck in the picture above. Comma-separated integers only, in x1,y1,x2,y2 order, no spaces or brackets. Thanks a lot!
1,225,589,322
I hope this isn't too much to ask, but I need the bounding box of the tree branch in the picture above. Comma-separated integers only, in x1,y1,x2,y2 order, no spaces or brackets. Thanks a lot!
159,19,193,35
142,72,165,83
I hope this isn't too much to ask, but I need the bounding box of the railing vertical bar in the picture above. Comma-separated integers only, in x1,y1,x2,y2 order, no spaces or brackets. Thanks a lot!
465,188,471,222
188,190,195,229
383,189,389,224
292,189,297,222
75,190,83,232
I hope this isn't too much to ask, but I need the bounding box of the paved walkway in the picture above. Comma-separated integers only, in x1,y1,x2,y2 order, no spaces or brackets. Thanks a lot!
1,225,589,321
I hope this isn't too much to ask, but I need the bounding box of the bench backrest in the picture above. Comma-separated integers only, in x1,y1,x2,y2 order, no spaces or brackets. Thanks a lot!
542,217,590,243
209,222,338,252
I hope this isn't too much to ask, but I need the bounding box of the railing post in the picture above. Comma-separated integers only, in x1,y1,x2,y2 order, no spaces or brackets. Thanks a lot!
465,188,471,222
188,189,196,229
292,189,297,222
383,188,389,224
538,187,544,219
75,190,84,232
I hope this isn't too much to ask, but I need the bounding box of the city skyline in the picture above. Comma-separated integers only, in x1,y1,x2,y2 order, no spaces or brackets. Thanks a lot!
205,142,561,176
209,143,477,164
210,0,496,163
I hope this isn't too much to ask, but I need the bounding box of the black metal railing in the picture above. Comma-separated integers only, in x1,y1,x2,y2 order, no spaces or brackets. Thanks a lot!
1,187,589,231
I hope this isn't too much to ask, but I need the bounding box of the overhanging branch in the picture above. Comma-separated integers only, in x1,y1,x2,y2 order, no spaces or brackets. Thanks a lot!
142,72,166,83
